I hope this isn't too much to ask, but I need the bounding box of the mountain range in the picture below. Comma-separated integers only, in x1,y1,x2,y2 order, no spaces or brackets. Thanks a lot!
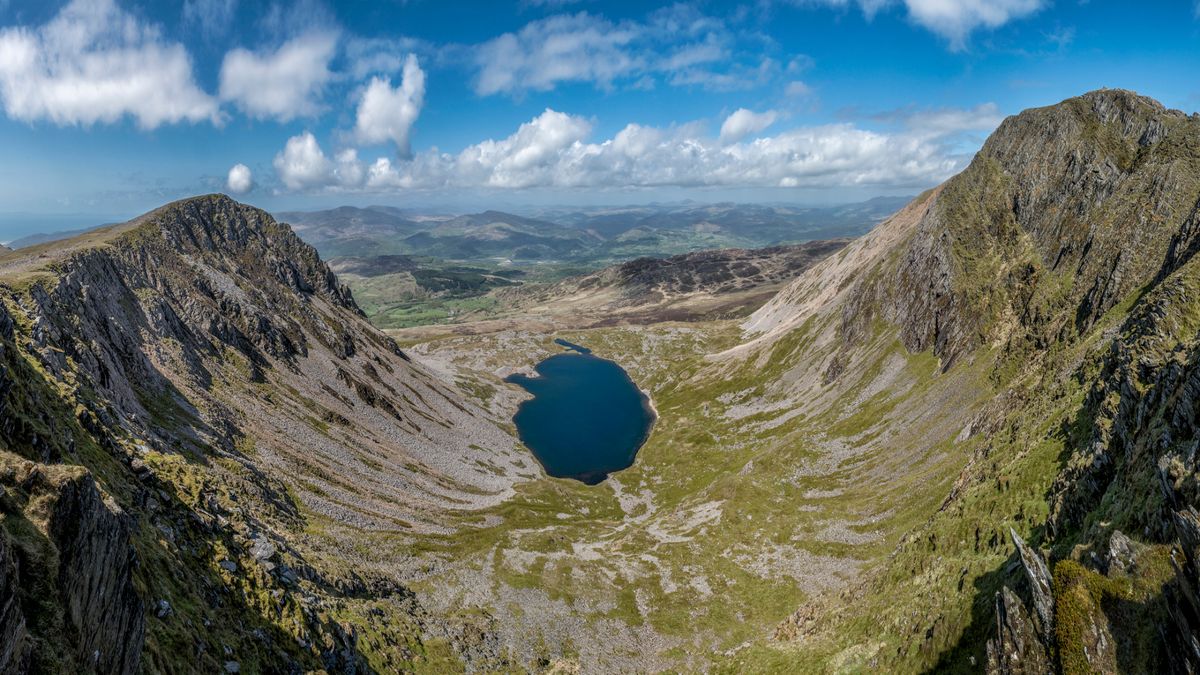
277,198,905,265
276,199,903,330
1,89,1199,673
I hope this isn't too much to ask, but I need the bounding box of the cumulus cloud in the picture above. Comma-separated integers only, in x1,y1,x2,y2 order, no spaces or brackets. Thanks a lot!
219,31,337,120
799,0,1044,48
226,163,253,194
454,109,593,188
0,0,219,128
271,103,1001,194
353,54,425,156
720,108,779,143
273,132,332,190
905,0,1044,47
332,149,365,188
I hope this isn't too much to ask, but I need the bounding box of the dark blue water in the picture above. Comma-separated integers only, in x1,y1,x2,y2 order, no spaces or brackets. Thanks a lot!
506,344,655,485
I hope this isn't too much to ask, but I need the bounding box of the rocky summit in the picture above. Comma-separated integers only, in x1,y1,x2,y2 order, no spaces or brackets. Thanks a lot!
3,90,1200,674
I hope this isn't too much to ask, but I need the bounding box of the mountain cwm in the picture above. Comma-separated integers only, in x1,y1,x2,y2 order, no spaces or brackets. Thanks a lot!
3,90,1200,673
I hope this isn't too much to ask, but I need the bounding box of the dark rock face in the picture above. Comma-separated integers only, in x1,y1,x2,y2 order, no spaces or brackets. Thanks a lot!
957,92,1200,674
0,463,144,674
14,195,377,457
46,472,145,674
761,90,1200,672
0,529,32,674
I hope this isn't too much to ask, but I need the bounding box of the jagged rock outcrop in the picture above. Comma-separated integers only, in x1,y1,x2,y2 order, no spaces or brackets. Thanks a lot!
1010,528,1054,634
45,470,144,674
986,586,1052,675
985,531,1055,674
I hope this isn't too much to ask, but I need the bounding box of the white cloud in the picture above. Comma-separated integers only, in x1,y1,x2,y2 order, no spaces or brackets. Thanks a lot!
343,36,429,79
898,102,1003,137
472,6,778,96
332,148,365,187
454,108,593,188
474,13,640,95
226,163,253,194
272,103,1001,194
785,80,812,97
353,54,425,156
219,31,337,121
904,0,1044,47
0,0,219,129
273,132,332,190
798,0,1045,48
720,108,779,143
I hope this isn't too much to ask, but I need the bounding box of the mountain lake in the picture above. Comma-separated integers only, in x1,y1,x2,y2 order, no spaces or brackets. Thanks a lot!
506,339,656,484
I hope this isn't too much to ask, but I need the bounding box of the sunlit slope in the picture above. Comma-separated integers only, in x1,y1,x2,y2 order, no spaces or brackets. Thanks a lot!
721,88,1200,672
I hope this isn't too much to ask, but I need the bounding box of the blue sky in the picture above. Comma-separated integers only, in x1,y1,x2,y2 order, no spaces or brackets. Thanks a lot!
0,0,1198,238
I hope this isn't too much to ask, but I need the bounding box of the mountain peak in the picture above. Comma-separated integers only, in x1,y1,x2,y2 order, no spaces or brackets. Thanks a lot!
984,88,1189,160
134,193,279,245
750,89,1200,368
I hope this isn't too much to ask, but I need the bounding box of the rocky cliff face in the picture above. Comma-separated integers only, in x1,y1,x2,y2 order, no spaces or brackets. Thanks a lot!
0,195,528,671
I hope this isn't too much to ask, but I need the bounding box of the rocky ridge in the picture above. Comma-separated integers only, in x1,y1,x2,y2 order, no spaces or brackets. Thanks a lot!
0,195,531,671
738,89,1200,671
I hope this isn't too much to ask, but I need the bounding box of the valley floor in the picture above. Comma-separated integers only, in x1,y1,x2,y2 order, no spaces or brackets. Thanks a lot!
359,315,990,672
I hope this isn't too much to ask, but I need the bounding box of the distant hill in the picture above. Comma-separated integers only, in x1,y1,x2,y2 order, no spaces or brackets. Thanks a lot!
399,210,599,261
274,205,424,257
469,238,852,326
280,198,910,329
